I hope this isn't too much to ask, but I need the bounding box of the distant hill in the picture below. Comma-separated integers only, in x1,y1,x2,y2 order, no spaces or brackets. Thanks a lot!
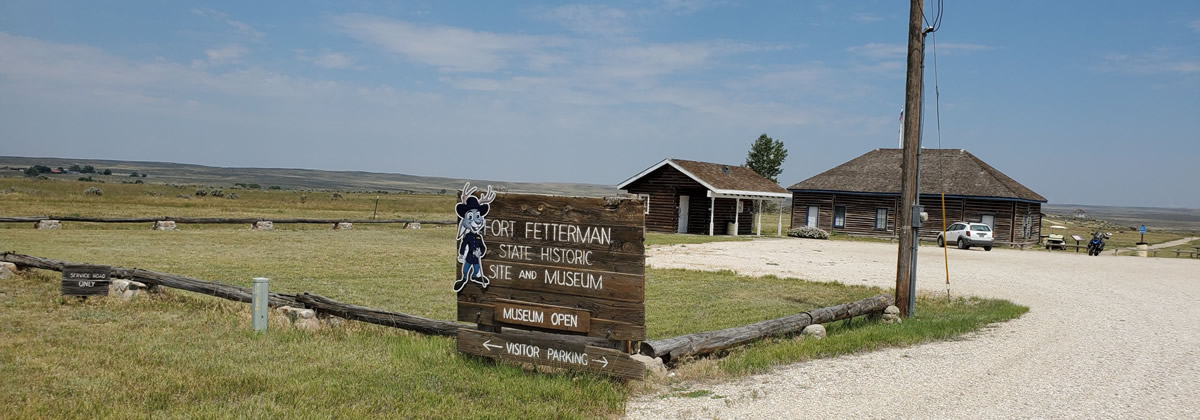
0,156,620,197
1044,204,1200,233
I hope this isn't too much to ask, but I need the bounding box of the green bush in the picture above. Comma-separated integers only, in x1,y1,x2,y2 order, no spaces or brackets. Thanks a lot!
787,226,830,239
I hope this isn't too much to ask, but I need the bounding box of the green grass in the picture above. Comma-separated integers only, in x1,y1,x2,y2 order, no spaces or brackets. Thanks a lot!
644,232,753,247
0,177,1029,417
717,295,1027,375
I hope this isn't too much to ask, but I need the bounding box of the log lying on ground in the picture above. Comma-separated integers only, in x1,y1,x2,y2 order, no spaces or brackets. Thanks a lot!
0,251,298,307
0,216,455,225
293,293,617,348
296,292,464,337
641,294,893,364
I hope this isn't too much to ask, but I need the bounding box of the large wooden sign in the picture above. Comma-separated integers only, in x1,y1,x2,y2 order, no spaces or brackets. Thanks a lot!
453,185,645,379
61,265,110,296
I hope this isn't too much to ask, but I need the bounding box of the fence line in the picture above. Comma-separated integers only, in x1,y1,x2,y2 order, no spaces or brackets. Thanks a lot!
0,215,455,225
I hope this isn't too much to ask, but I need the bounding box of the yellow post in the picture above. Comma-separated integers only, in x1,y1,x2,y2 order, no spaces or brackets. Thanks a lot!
941,194,950,300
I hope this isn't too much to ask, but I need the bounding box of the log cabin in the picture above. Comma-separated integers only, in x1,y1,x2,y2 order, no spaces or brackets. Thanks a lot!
787,149,1047,245
618,159,791,236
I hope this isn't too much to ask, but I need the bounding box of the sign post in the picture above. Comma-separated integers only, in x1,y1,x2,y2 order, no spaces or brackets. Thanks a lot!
61,265,111,297
452,185,646,379
1139,225,1146,244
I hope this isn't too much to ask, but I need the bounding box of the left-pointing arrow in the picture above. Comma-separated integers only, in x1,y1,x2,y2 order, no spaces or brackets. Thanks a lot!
482,340,501,351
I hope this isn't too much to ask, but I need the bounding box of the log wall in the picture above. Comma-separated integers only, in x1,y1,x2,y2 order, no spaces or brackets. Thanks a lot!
625,166,756,235
792,191,1043,244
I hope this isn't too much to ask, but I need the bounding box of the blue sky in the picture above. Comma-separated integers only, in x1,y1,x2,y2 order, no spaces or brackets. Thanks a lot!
1,1,1198,207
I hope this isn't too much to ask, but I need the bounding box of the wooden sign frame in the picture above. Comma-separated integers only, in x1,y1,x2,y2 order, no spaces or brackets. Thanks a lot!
453,186,646,379
61,264,111,296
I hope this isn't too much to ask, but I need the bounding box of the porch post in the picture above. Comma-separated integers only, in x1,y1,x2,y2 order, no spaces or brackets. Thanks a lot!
733,199,741,236
756,200,762,236
708,196,715,236
777,199,784,236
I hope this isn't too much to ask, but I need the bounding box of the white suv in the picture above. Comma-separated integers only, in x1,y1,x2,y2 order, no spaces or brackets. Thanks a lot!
938,222,994,251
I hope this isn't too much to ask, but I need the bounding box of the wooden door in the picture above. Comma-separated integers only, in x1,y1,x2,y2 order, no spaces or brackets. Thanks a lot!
677,195,690,233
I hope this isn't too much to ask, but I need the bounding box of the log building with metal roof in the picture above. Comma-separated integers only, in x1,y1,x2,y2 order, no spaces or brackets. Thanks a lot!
619,159,791,236
787,149,1047,245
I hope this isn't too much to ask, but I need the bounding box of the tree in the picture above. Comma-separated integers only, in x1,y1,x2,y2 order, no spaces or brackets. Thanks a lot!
69,164,82,172
103,169,112,175
744,134,788,183
129,171,139,177
81,165,95,174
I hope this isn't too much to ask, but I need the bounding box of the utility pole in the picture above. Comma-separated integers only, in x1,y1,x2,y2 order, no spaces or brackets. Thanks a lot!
896,0,927,318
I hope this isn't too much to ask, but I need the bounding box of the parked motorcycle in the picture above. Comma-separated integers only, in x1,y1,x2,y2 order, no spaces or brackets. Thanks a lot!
1086,231,1111,256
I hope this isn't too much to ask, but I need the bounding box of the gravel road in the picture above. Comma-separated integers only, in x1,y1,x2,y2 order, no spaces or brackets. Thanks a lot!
628,238,1200,419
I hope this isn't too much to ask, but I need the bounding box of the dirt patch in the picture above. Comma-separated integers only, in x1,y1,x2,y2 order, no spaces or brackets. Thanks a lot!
629,238,1200,418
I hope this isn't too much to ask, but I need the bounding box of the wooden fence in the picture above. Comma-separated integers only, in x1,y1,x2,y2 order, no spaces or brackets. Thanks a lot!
0,215,455,225
1,251,891,366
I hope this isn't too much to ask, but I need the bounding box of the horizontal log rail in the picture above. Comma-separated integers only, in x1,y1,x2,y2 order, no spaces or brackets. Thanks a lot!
0,216,455,225
641,294,893,364
1,252,300,307
0,251,615,349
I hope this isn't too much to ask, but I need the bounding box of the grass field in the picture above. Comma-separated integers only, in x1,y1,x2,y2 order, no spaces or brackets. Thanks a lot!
1,177,1027,418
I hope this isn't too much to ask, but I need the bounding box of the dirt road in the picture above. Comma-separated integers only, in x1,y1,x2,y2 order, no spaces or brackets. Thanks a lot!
628,238,1200,419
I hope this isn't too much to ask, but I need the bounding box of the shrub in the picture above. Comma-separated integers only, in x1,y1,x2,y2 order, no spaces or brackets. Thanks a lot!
78,177,93,182
176,194,191,199
103,169,112,175
83,187,103,196
331,192,343,199
268,185,281,190
227,192,239,200
194,189,207,197
209,189,225,197
129,171,139,177
787,226,830,239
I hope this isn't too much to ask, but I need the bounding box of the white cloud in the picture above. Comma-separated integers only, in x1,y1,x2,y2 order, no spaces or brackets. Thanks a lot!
191,8,265,40
1190,19,1200,32
205,44,248,63
852,13,882,23
848,42,991,59
296,50,355,69
334,14,565,73
538,4,638,37
658,0,719,15
1097,48,1200,74
847,43,905,59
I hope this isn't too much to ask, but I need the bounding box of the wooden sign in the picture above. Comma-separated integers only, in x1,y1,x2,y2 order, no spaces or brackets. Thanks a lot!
61,265,110,296
457,329,643,380
453,185,646,379
454,190,646,340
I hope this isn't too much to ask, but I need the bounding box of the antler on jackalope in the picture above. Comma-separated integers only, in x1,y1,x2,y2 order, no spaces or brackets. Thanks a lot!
459,182,496,205
460,182,478,204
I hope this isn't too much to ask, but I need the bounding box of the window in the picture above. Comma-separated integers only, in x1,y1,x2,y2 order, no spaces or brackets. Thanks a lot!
1022,215,1033,239
637,194,650,215
833,206,846,228
981,214,995,229
874,208,888,230
806,206,819,227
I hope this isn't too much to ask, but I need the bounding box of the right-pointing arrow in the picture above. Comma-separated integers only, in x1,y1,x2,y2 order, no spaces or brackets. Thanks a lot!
592,356,609,368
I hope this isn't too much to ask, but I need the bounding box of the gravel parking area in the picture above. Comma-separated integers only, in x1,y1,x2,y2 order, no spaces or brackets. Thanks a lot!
629,238,1200,419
